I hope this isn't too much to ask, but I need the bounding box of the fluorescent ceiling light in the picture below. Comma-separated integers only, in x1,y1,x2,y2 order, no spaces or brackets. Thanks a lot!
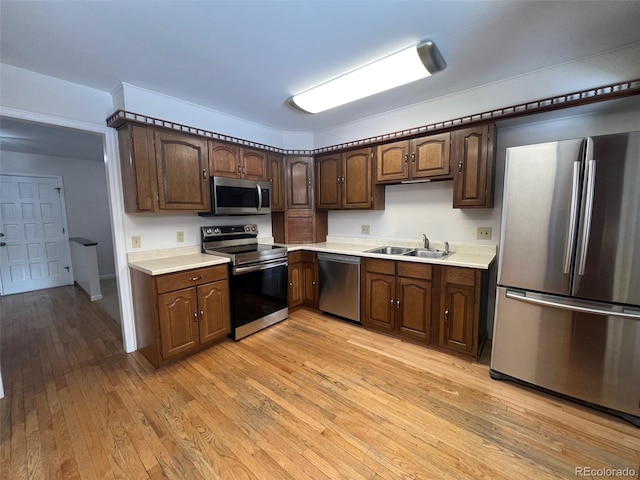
290,41,446,114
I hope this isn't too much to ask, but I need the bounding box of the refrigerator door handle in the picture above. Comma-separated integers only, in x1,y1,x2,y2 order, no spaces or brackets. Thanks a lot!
563,161,582,274
577,142,596,276
505,289,640,320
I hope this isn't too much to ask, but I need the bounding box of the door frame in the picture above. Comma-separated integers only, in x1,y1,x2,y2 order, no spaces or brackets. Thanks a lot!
1,107,136,353
0,173,74,294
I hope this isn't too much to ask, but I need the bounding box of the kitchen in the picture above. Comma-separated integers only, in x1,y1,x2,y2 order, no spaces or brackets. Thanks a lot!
2,1,640,478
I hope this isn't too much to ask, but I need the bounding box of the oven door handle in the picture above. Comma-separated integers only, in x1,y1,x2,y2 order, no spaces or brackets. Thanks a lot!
256,184,262,212
233,259,288,275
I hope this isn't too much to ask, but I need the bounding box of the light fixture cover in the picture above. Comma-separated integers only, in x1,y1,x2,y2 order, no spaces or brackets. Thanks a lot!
290,41,446,114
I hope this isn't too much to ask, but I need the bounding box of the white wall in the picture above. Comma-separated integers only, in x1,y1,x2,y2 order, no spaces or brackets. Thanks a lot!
314,44,640,149
1,151,116,278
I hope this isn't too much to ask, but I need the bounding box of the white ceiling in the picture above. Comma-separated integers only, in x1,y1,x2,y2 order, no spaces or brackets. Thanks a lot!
2,0,640,135
1,1,640,160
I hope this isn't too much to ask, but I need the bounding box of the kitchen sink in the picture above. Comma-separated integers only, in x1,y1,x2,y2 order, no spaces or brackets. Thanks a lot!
403,248,451,259
366,246,415,255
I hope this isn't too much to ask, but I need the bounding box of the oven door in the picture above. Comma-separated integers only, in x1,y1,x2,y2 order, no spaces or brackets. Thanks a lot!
212,177,271,215
230,259,288,339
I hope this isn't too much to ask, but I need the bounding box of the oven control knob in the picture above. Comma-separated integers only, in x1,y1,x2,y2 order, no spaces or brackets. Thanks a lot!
245,225,251,232
251,226,257,232
205,228,212,235
213,228,221,235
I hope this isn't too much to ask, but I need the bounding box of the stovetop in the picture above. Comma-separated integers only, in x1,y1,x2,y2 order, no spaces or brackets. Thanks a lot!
201,224,288,266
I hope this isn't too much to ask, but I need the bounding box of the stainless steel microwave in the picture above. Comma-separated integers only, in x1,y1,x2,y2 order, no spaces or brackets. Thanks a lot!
201,177,272,216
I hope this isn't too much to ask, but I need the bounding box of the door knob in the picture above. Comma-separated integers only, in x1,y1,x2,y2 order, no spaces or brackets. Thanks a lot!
0,242,6,247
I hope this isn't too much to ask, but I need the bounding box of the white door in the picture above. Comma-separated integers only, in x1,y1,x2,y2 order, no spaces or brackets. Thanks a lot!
0,174,73,295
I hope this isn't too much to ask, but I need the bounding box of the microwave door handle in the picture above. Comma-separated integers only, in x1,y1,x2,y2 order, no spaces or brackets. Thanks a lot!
256,184,262,212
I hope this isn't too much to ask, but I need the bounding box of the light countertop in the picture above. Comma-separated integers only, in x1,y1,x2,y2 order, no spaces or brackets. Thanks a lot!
127,240,495,276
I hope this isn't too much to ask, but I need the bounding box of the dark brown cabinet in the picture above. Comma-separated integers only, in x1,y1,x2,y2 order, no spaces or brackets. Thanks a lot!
316,148,384,210
363,259,432,341
154,130,210,211
209,140,267,181
288,251,318,309
375,132,451,184
268,153,285,211
118,124,210,213
130,264,230,368
439,266,481,356
285,156,314,209
452,124,495,208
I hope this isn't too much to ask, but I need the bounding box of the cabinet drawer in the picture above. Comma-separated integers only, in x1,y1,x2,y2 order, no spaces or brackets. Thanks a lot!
397,262,432,280
289,251,303,263
444,267,477,287
365,258,395,275
156,265,228,294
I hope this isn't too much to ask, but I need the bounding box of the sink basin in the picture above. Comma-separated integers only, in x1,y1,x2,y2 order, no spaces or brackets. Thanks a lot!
366,246,415,255
403,248,451,259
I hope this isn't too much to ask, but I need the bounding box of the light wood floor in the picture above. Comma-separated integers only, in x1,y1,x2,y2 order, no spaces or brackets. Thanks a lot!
1,286,639,479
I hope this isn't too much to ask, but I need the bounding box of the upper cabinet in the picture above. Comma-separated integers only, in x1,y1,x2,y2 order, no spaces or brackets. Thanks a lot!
268,153,285,211
316,147,384,210
118,124,210,213
285,156,314,209
452,124,495,208
375,132,451,184
209,140,267,181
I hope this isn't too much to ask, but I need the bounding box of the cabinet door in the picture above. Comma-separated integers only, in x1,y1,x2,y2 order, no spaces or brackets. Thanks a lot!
158,287,200,360
302,259,318,308
342,148,372,209
285,156,314,209
397,277,432,341
288,261,303,307
376,140,409,183
268,154,286,211
241,148,267,181
155,130,210,211
209,140,240,178
118,125,157,213
316,153,341,209
197,279,231,344
411,132,451,179
440,268,478,354
453,125,494,208
363,272,396,332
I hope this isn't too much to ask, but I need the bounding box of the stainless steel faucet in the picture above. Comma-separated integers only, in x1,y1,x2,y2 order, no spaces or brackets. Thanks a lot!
444,241,450,255
422,234,429,249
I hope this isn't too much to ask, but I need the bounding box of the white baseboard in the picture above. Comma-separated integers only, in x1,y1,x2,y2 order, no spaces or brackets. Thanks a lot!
99,273,116,280
90,294,104,301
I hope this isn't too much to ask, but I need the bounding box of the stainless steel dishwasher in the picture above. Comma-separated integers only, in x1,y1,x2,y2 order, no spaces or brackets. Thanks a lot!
317,253,361,323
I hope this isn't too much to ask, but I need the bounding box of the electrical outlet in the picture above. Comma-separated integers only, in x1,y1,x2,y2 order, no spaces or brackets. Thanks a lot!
361,224,370,235
131,235,141,248
177,231,184,242
477,227,492,240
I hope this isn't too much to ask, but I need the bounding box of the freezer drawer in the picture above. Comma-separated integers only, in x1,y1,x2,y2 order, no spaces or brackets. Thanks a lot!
491,287,640,423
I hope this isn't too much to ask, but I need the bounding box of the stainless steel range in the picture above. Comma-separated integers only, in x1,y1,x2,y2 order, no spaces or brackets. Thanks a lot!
202,224,289,340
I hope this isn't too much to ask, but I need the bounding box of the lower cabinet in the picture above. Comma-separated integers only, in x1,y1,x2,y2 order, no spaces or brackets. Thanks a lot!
363,259,432,342
288,251,318,309
439,266,483,356
130,264,230,368
363,259,487,358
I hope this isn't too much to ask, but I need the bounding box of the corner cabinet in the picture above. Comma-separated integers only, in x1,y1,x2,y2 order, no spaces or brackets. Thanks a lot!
130,265,231,368
452,124,495,208
288,251,318,309
316,147,384,210
117,123,210,213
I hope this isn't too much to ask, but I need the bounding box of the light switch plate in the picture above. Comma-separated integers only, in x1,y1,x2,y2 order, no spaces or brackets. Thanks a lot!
131,235,141,248
177,231,184,242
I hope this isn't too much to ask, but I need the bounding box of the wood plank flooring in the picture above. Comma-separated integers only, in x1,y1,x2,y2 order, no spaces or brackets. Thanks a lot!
1,285,639,479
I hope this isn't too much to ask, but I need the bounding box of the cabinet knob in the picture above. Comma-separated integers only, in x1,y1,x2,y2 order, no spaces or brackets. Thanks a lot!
312,281,316,286
444,308,449,321
237,165,242,174
194,312,198,322
411,153,415,163
458,161,463,173
390,298,394,306
191,275,202,281
202,169,208,179
200,310,204,317
404,153,408,164
396,299,400,309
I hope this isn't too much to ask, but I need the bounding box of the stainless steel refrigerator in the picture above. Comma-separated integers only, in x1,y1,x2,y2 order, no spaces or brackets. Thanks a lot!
491,131,640,426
